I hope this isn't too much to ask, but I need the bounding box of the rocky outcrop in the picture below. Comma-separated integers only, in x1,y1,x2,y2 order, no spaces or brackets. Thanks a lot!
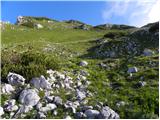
94,23,136,30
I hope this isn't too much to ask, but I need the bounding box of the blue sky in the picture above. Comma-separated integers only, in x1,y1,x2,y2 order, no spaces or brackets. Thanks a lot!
1,0,160,27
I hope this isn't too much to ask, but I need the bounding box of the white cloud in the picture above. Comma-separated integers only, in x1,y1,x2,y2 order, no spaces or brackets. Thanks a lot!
102,0,160,27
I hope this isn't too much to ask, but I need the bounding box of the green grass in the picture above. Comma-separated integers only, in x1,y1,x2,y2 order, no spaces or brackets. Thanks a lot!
1,20,159,119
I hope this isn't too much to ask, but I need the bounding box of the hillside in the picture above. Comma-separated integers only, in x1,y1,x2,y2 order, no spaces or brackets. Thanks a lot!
0,16,159,119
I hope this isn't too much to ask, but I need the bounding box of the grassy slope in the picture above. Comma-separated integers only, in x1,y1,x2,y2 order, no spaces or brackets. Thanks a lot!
1,20,159,119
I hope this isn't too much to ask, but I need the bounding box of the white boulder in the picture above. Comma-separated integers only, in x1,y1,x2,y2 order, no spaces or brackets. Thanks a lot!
7,72,25,86
1,84,15,94
30,75,52,90
19,89,40,106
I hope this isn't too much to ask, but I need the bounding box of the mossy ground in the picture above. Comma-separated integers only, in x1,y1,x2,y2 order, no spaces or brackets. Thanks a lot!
1,19,159,119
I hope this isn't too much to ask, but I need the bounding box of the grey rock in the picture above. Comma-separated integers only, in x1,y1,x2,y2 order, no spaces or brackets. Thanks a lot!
53,110,58,116
54,96,63,105
76,90,86,100
127,67,138,73
79,61,88,66
75,112,86,119
36,112,46,119
1,84,15,94
19,89,40,106
0,107,4,116
98,106,120,119
4,99,18,112
143,49,154,56
45,96,54,103
30,75,52,90
36,102,42,110
64,115,72,119
7,72,25,86
40,103,57,113
84,109,100,119
137,81,147,87
35,24,43,29
18,105,33,113
81,106,93,111
116,101,126,108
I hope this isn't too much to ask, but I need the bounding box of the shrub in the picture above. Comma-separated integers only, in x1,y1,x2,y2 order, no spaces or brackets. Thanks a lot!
104,30,128,39
1,50,61,83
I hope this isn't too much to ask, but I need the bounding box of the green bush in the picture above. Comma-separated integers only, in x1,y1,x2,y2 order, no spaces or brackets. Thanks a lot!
1,50,61,83
104,30,128,39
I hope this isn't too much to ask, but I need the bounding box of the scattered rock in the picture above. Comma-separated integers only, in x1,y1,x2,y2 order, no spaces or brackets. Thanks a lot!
98,106,120,119
35,24,43,29
36,102,42,110
76,90,86,100
0,107,4,116
79,61,88,66
18,105,33,114
75,112,86,119
81,105,93,111
64,115,72,119
36,112,46,119
143,49,154,56
45,96,54,103
3,99,18,112
136,81,147,87
1,84,15,94
40,103,57,113
116,101,126,108
84,109,100,119
19,89,40,106
7,72,25,86
30,75,52,90
127,67,138,73
54,96,63,105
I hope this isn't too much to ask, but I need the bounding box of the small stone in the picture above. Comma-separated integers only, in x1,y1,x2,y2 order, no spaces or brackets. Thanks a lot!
0,107,4,116
40,103,57,113
143,49,154,56
84,109,100,119
127,67,138,73
4,99,18,112
53,110,58,116
45,96,54,103
137,81,147,87
81,106,93,111
54,96,63,105
116,101,126,108
18,105,33,113
36,102,42,110
76,90,86,100
36,112,46,119
98,106,120,119
75,112,86,119
30,75,52,90
1,84,15,94
79,61,88,66
64,115,72,119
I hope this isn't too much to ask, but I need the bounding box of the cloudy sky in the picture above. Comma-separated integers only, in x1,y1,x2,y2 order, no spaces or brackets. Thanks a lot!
1,0,160,27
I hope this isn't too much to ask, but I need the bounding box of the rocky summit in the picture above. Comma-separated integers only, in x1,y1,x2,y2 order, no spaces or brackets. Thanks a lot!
1,16,159,119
